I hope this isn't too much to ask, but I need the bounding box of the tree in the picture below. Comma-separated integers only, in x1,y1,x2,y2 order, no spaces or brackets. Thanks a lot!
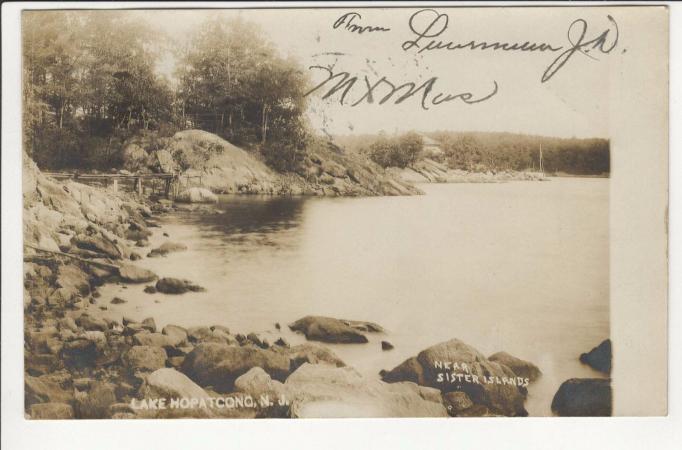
22,11,173,169
177,19,309,148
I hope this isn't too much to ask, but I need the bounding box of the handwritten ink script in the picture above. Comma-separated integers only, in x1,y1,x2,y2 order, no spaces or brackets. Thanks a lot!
333,12,391,34
307,9,620,108
402,9,619,83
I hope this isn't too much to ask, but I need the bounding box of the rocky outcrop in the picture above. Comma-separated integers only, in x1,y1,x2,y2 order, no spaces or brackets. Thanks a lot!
381,338,531,417
288,316,383,344
579,339,612,374
392,158,548,184
126,129,421,197
551,378,612,416
285,363,447,418
175,187,218,204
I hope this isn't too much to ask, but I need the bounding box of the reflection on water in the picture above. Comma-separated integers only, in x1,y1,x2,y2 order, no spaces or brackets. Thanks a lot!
99,179,609,416
175,196,306,251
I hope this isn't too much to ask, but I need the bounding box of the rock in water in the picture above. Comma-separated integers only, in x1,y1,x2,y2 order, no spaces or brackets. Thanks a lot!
285,363,447,418
181,343,291,392
118,264,157,283
143,285,157,294
380,338,529,416
280,344,346,371
288,316,369,344
147,242,188,257
488,351,542,381
175,187,218,203
382,341,394,351
551,378,612,416
155,277,205,294
579,339,612,374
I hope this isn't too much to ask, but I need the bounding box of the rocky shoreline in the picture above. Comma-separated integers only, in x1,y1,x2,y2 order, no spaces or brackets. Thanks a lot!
23,157,611,419
391,158,548,185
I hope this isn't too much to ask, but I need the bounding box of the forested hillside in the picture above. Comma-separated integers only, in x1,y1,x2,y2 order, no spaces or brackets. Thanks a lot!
429,131,609,176
334,132,610,176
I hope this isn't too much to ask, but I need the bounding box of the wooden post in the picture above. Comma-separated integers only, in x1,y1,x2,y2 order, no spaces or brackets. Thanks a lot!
112,179,118,193
136,177,143,196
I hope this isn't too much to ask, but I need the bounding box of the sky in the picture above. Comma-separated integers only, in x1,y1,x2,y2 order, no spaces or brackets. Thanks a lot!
129,7,619,139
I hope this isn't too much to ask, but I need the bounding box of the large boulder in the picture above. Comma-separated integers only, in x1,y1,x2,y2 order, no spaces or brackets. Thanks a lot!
117,264,158,283
132,332,175,348
55,264,91,298
181,343,291,392
74,381,117,419
381,339,529,416
488,351,542,382
175,187,218,204
25,373,74,407
151,149,178,174
288,316,370,344
162,325,188,346
551,378,612,416
75,314,108,332
140,368,209,400
285,363,447,418
123,346,167,372
71,233,122,259
234,367,288,399
121,143,149,172
579,339,612,374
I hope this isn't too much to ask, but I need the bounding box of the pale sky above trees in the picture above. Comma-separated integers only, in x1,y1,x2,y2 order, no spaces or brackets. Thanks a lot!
135,8,613,139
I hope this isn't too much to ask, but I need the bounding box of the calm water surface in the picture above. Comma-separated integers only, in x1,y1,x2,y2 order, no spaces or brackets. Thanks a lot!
100,178,609,416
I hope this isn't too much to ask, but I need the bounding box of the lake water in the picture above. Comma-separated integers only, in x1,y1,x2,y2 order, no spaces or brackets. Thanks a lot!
99,178,610,416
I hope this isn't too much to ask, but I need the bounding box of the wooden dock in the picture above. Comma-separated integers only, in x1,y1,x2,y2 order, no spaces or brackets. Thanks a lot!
42,172,194,198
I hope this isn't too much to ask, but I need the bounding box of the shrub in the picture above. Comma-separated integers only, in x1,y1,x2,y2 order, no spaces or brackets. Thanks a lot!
369,132,423,168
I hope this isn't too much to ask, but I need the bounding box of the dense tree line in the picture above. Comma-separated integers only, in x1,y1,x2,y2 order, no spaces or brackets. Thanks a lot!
428,132,610,175
335,132,609,175
23,12,311,172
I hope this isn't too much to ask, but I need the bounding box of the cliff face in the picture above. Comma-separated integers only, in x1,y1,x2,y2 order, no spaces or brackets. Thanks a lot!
122,130,421,197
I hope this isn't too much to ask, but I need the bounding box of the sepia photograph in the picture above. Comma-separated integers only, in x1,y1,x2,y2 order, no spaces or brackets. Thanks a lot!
10,3,668,426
